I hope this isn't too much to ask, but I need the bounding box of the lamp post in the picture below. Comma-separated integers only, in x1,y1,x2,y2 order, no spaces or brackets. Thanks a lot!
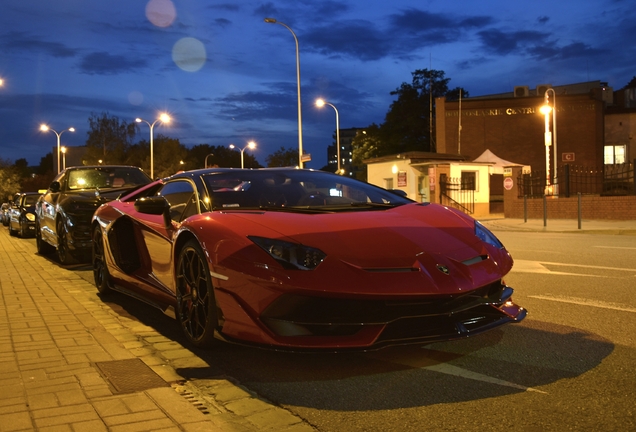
264,18,303,168
204,153,215,168
315,98,341,174
229,141,256,168
136,113,170,178
40,124,75,174
540,89,557,195
61,146,67,170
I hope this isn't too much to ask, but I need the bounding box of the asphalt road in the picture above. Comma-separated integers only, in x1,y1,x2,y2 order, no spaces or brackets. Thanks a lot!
10,229,636,431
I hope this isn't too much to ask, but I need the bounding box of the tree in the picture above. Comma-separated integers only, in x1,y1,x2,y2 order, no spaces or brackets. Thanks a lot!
266,147,299,167
84,112,137,165
350,125,382,181
151,135,189,179
0,158,22,201
625,76,636,89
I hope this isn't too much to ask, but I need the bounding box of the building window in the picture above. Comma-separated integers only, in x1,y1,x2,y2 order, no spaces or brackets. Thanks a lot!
461,171,477,191
604,145,626,164
384,178,393,189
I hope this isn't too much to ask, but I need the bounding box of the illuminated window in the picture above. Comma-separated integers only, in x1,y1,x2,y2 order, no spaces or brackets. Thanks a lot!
604,145,626,164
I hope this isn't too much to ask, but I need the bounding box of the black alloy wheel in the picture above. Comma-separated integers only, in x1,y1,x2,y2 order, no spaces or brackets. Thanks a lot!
92,226,112,294
35,219,55,255
56,218,75,265
176,240,218,348
19,218,27,238
8,221,16,236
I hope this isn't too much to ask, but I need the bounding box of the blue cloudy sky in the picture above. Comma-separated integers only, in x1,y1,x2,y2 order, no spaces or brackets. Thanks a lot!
1,0,634,169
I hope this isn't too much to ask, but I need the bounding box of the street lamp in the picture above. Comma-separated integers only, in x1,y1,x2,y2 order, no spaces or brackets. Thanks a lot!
61,146,67,170
204,153,215,168
316,99,342,174
229,141,256,168
136,113,170,178
40,124,75,174
544,88,557,189
540,89,557,195
264,18,304,168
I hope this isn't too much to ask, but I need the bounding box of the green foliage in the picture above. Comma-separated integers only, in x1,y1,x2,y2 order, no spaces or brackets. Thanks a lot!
266,146,299,167
0,158,23,201
84,112,137,165
151,135,189,179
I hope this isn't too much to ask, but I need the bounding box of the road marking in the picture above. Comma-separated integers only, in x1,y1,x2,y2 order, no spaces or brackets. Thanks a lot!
512,259,636,277
593,246,636,251
528,295,636,313
422,363,548,394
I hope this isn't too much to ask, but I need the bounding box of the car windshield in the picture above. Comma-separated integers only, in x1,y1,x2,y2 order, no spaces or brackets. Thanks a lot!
202,170,413,211
66,167,151,191
23,195,39,206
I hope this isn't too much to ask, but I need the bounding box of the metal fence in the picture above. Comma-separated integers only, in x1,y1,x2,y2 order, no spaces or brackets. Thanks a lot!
440,175,475,214
517,160,635,198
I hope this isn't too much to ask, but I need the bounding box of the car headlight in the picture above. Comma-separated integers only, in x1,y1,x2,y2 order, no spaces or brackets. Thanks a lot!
26,213,35,222
249,236,326,270
475,221,504,249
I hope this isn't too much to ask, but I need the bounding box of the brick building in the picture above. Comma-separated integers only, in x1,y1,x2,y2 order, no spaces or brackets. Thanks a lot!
435,81,613,171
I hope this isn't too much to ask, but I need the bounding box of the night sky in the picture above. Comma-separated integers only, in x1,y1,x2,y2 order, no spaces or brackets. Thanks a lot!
1,0,634,169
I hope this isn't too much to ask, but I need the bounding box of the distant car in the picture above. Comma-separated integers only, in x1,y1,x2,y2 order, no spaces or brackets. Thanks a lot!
1,202,10,226
35,165,152,264
8,192,40,237
91,167,527,351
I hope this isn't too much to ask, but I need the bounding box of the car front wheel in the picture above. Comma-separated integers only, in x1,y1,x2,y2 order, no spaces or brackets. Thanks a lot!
176,240,219,348
36,219,55,255
56,218,76,265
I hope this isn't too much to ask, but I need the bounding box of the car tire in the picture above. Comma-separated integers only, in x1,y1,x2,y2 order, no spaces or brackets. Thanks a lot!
8,222,16,236
176,239,219,348
36,219,55,255
19,219,27,238
92,226,112,294
56,218,76,265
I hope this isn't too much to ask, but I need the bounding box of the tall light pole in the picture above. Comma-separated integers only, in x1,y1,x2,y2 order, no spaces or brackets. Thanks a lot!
61,146,67,170
540,89,557,195
315,98,341,174
264,18,303,168
229,141,256,168
545,88,557,189
40,124,75,174
136,113,170,178
204,153,215,168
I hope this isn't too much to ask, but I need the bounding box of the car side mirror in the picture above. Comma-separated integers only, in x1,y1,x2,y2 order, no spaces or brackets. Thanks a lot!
134,196,171,228
49,181,61,193
390,189,408,198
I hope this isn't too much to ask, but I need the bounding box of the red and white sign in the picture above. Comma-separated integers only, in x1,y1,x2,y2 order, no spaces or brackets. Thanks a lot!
397,171,407,187
428,167,436,191
562,152,575,162
503,177,514,191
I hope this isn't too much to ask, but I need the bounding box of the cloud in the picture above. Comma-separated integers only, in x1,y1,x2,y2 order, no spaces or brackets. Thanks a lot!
0,31,76,58
78,52,149,75
477,29,550,56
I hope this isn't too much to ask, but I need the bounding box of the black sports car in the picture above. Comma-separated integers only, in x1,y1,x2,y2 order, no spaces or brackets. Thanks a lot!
8,192,40,238
35,165,152,264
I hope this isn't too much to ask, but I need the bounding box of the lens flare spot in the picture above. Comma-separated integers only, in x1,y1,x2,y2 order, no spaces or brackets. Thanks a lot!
128,91,144,105
145,0,176,28
172,37,206,72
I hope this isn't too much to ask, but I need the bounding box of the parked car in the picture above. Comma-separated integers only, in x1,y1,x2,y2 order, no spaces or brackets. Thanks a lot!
8,192,40,237
91,167,527,351
35,165,152,264
1,202,10,226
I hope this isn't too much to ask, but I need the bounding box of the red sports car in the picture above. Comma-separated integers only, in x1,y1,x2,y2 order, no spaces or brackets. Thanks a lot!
92,168,526,351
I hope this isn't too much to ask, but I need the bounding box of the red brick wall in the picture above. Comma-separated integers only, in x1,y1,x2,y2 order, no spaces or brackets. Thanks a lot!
503,166,636,220
437,94,604,170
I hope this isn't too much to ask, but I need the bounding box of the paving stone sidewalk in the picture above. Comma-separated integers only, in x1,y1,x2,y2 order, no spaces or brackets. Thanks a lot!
0,229,314,432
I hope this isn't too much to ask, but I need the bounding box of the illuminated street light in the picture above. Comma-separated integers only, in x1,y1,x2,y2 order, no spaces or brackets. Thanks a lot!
316,98,341,174
229,141,256,168
540,88,557,195
61,146,67,170
0,78,4,87
204,153,215,168
40,124,75,174
136,113,170,178
264,18,304,168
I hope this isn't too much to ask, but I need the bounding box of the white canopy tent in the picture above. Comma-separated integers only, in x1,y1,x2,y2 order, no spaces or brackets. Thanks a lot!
472,149,527,174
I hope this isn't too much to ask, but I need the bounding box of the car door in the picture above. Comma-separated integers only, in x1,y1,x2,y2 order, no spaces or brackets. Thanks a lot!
137,179,200,292
37,172,66,244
